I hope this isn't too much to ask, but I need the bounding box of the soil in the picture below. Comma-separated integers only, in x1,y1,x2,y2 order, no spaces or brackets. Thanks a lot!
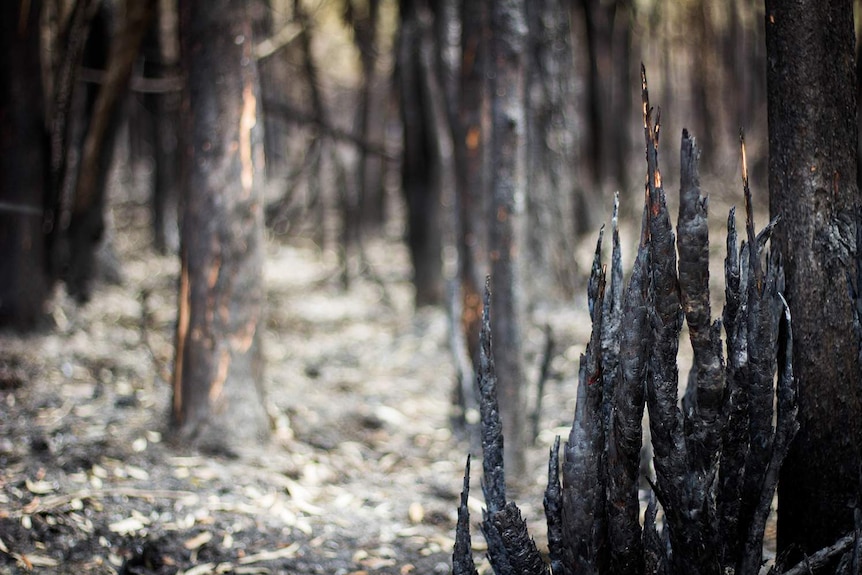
0,198,591,575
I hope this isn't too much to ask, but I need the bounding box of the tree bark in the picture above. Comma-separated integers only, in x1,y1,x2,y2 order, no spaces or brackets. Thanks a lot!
0,0,50,329
488,0,528,481
766,0,862,567
172,0,269,450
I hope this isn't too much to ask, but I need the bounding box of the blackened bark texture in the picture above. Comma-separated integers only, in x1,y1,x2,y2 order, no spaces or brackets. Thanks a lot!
452,456,478,575
66,0,156,300
477,279,549,575
523,0,578,298
607,202,649,575
765,0,862,566
544,437,569,575
488,0,528,482
398,0,444,306
641,73,712,575
478,278,506,515
677,130,724,475
0,0,50,329
172,0,269,450
456,68,800,575
563,263,607,575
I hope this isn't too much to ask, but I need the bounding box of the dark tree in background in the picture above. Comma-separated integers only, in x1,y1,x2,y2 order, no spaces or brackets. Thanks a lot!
63,0,156,300
398,0,445,306
488,0,529,480
765,0,862,567
0,0,50,329
524,0,579,298
172,0,269,450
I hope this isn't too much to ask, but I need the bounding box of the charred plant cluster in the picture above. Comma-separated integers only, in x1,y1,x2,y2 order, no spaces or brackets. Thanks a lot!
452,68,821,575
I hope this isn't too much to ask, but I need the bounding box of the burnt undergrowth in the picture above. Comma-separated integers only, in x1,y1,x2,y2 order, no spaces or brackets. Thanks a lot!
452,67,862,575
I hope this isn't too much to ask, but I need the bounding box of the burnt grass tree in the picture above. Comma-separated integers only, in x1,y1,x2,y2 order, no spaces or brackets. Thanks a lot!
451,68,862,575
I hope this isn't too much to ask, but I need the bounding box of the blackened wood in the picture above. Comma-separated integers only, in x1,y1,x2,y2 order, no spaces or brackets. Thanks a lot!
544,436,574,575
740,295,798,575
642,68,718,575
453,456,479,575
0,0,50,328
718,207,749,568
601,194,624,430
773,532,857,575
766,0,862,563
489,502,550,575
738,137,781,557
677,129,724,474
478,277,506,514
562,262,607,575
607,204,649,575
488,0,528,480
172,0,269,449
642,495,668,575
641,64,685,520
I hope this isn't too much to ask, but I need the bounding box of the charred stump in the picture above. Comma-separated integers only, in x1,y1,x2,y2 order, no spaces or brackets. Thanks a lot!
453,67,817,575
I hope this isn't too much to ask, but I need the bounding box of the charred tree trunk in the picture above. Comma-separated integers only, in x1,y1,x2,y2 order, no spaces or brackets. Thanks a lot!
144,0,181,254
172,0,269,450
766,0,862,567
0,0,50,329
453,0,489,371
64,0,156,300
524,0,578,298
488,0,528,481
398,0,444,306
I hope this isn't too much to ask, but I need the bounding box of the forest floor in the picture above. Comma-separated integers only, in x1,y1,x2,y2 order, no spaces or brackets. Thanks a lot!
0,171,779,574
0,196,601,575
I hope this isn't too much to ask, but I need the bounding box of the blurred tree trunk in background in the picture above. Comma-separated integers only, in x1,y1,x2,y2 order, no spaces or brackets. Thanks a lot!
488,0,528,481
577,0,632,200
63,0,156,300
172,0,269,450
524,0,578,299
397,0,444,306
453,0,490,369
144,0,181,254
0,0,50,329
346,0,386,231
766,0,862,568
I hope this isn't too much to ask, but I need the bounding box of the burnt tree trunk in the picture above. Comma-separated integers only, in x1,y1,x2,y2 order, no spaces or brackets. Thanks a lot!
64,0,156,300
766,0,862,567
172,0,269,450
398,0,444,306
144,0,181,254
0,0,50,329
489,0,528,481
453,0,489,369
524,0,578,299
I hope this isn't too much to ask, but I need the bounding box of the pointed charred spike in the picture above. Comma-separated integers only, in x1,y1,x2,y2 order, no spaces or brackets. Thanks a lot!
589,225,606,319
544,437,570,575
740,130,761,287
453,455,478,575
478,276,506,514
